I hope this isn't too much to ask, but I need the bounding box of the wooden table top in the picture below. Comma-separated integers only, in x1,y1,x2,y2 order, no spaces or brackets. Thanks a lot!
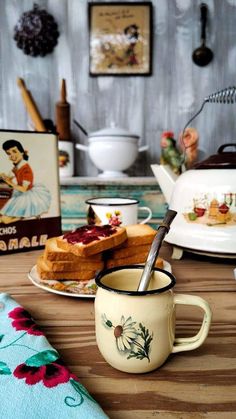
0,245,235,418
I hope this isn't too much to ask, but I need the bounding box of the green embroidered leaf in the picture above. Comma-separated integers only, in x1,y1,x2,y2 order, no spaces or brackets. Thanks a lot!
0,335,4,343
0,361,11,375
25,350,59,367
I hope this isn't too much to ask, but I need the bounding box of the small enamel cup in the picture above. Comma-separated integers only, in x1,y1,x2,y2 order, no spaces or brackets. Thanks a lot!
86,197,152,226
94,266,212,374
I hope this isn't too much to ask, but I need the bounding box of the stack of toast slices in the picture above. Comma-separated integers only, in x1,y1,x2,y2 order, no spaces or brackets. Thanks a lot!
106,224,164,269
36,225,127,294
37,239,104,281
36,224,164,295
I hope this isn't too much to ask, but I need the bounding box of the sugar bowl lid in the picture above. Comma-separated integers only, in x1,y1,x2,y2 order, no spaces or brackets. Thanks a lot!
89,123,139,139
194,143,236,169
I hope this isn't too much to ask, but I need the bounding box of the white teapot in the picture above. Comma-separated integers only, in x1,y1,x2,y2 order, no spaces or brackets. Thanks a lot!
151,144,236,256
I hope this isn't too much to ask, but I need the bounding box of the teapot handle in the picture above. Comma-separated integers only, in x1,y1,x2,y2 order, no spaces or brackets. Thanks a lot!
218,143,236,153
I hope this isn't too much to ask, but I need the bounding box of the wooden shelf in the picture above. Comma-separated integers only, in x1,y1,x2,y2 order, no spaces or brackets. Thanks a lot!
60,176,158,186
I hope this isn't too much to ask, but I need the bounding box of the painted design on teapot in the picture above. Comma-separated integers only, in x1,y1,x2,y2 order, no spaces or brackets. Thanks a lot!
184,192,236,227
102,314,153,362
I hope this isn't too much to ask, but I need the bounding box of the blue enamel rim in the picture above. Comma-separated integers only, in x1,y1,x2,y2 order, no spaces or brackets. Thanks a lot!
86,197,139,206
95,265,176,296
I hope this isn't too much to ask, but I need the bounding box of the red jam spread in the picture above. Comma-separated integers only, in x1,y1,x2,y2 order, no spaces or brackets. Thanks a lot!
63,225,117,245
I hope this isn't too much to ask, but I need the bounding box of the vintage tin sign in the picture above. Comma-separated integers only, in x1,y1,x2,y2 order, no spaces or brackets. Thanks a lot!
0,130,61,254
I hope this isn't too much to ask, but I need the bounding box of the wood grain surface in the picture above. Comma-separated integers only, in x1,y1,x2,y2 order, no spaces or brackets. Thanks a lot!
0,245,235,418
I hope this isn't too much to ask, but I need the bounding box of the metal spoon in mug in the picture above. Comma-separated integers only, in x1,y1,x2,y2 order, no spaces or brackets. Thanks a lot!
137,209,177,292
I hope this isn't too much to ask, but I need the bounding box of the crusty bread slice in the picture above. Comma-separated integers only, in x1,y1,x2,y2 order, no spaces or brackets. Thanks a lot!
43,255,104,272
108,243,152,260
120,224,157,247
37,256,96,281
44,237,102,262
106,252,164,269
56,225,127,257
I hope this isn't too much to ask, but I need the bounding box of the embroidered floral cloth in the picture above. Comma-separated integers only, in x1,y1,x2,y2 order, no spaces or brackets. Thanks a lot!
0,293,108,419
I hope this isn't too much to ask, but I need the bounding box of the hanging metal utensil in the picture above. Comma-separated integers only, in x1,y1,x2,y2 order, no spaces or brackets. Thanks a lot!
192,3,213,67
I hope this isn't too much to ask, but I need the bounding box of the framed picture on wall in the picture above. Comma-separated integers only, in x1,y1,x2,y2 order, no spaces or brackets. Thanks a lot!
89,2,153,76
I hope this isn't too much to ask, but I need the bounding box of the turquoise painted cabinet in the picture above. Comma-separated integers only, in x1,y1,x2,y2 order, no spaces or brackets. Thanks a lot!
60,177,167,231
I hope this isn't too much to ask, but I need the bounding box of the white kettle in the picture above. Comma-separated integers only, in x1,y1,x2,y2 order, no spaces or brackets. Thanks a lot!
151,144,236,256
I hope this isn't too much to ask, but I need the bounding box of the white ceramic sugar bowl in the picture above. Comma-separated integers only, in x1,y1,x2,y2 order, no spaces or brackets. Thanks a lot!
76,125,148,178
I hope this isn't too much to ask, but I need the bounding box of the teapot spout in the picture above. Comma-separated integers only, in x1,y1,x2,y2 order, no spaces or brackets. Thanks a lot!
151,164,177,204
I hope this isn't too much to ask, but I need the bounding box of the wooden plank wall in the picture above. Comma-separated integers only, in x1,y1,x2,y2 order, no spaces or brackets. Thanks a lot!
1,0,236,176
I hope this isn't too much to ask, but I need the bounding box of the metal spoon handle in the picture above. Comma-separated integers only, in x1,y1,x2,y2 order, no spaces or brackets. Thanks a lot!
137,209,177,292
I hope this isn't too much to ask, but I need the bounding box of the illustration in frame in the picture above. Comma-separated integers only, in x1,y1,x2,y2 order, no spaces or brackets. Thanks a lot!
89,2,153,76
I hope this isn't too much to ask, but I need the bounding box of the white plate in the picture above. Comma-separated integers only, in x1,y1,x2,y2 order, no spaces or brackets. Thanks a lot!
28,261,172,299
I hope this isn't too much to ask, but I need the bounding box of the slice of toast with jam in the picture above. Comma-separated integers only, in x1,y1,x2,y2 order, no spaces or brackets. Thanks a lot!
56,225,127,257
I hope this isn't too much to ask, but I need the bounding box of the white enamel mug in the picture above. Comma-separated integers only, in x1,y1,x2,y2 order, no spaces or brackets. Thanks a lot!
95,266,212,374
86,197,152,226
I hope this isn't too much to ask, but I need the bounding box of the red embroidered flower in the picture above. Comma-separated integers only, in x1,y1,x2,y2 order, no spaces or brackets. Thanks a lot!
8,307,43,336
14,360,71,387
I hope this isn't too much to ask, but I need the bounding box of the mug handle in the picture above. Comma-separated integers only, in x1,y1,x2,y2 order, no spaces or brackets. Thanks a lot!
172,294,212,353
138,207,152,224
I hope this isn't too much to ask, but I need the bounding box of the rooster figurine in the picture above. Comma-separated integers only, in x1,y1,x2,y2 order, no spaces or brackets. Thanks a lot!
160,131,183,175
